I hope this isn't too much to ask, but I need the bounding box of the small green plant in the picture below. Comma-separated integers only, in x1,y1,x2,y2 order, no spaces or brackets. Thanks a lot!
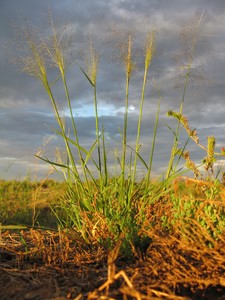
166,11,206,178
13,13,225,256
14,17,163,255
167,111,225,180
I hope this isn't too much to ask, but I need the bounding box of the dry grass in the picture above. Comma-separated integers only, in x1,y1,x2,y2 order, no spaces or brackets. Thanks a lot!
1,207,225,300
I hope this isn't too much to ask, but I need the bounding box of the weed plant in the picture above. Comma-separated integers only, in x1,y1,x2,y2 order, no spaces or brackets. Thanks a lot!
170,181,225,242
13,13,225,256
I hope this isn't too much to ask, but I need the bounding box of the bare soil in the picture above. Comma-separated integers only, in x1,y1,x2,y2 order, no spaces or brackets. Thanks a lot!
1,229,225,300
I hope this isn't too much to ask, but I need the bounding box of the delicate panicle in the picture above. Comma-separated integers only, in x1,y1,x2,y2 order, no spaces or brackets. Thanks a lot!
86,38,99,86
46,18,68,75
207,136,216,161
182,151,200,178
167,111,199,144
125,35,134,77
203,136,216,172
172,12,208,90
109,27,136,78
18,28,48,87
144,31,156,70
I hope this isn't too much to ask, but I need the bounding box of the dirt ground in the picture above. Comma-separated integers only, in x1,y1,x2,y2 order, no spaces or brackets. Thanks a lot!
1,229,225,300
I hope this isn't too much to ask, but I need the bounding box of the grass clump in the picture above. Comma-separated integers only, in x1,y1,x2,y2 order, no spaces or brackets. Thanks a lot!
11,13,225,259
14,18,160,256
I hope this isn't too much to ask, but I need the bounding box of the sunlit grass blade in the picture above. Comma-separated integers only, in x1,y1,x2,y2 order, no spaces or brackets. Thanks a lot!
77,63,95,87
146,99,160,187
126,144,149,170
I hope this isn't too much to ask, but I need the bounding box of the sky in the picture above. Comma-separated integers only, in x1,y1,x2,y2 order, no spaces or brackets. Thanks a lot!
1,0,225,181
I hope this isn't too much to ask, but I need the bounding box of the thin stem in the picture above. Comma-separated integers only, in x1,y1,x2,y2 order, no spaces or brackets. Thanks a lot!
132,66,148,189
121,74,130,199
131,31,155,194
146,99,161,187
102,124,108,187
44,81,83,197
166,13,203,178
61,74,89,185
93,85,102,177
166,70,190,178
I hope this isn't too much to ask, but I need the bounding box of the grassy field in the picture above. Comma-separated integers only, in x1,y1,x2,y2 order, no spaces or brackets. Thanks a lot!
1,12,225,299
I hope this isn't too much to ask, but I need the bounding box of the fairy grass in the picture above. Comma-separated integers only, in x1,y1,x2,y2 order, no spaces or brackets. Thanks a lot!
78,39,107,194
167,111,225,179
14,14,225,254
131,32,156,195
166,11,205,179
17,22,160,248
120,34,134,203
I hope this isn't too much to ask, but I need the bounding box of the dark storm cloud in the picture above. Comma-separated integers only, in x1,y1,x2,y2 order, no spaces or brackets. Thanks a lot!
1,0,225,179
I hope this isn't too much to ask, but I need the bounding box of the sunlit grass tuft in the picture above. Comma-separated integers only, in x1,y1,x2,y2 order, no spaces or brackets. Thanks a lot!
11,13,225,257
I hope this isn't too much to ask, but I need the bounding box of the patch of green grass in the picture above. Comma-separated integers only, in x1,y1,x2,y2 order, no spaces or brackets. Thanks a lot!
0,179,67,228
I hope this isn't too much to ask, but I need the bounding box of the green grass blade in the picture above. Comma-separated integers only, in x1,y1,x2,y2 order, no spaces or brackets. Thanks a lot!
77,63,95,87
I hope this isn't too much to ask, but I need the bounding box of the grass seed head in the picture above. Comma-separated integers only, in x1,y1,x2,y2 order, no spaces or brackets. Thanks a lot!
109,27,136,78
16,27,49,87
167,111,199,144
172,12,209,90
45,15,74,76
183,151,200,178
204,136,216,171
85,37,99,86
125,34,134,77
207,135,216,160
144,31,156,70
